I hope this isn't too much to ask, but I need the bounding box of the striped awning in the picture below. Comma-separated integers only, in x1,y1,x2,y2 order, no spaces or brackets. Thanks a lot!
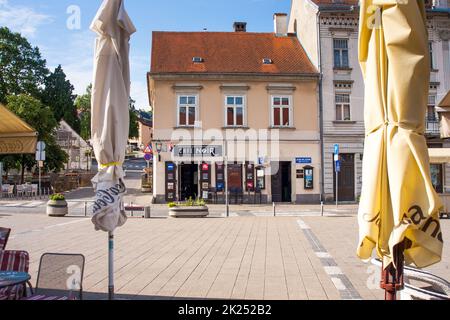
429,148,450,164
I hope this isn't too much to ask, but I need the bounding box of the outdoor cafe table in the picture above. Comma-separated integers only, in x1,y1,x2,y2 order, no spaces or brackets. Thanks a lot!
0,271,31,299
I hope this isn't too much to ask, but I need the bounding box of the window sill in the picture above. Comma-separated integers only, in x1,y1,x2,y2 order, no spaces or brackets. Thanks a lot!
222,126,250,130
333,120,356,124
173,126,199,129
268,126,297,130
333,67,353,72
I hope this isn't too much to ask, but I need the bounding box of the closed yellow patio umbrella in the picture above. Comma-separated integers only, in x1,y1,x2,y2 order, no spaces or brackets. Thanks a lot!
357,0,444,299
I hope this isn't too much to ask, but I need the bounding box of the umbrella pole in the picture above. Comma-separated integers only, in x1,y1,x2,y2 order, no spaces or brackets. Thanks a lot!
381,241,405,301
108,231,114,300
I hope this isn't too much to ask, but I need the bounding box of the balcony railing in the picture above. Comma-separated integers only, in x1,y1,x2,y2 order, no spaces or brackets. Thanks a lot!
426,118,440,135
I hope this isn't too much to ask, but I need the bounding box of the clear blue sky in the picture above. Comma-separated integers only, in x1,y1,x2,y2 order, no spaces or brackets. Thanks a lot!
0,0,292,109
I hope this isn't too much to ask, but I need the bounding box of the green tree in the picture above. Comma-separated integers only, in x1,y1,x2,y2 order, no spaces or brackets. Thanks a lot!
0,27,49,103
75,86,139,140
75,84,92,141
129,98,139,139
1,95,68,182
42,65,80,133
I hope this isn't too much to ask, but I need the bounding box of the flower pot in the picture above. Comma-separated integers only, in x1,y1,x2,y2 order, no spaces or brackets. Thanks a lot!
47,200,69,217
169,206,209,218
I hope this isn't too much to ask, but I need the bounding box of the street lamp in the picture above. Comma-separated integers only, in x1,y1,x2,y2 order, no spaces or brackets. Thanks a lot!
155,141,163,162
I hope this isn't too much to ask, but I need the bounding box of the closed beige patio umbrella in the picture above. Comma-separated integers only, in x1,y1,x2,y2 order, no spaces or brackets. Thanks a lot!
358,0,444,300
90,0,135,300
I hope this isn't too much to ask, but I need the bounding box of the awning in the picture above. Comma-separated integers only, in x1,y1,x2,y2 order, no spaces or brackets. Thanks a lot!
0,104,38,154
428,148,450,164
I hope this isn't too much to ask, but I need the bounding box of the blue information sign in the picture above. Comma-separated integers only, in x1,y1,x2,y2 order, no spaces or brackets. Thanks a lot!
144,154,152,161
335,160,341,173
334,144,339,155
296,157,312,164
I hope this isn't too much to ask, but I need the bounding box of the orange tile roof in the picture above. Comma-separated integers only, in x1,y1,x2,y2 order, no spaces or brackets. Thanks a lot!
150,32,318,75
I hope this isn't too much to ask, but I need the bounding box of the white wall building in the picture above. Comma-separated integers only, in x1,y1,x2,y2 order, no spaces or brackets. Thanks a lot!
56,120,92,172
289,0,450,201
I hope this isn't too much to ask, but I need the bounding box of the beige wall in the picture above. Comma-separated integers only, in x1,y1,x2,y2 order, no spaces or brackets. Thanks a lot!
288,0,319,69
139,122,152,146
151,79,319,133
149,76,321,203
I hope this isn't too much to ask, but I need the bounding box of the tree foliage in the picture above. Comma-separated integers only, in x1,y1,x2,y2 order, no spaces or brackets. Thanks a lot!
129,98,139,139
42,65,80,133
75,84,92,141
0,27,49,103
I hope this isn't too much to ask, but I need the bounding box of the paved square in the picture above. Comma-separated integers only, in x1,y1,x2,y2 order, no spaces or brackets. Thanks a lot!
1,208,449,300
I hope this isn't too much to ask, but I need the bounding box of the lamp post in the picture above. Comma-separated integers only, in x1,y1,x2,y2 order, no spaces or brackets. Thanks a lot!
224,141,229,218
156,141,163,162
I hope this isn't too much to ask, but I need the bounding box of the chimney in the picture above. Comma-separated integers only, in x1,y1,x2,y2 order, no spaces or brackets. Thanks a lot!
233,22,247,32
274,13,288,37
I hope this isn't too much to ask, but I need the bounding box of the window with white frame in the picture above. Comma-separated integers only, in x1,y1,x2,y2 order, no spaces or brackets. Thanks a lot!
271,96,292,127
178,95,197,126
333,39,349,68
335,94,351,121
225,96,245,127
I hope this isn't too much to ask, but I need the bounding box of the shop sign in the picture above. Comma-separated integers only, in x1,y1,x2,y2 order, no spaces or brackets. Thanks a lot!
296,157,312,164
174,145,223,157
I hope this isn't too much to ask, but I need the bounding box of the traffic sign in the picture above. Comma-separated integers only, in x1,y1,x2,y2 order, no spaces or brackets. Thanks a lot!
37,141,46,152
144,153,153,161
335,160,341,173
36,151,46,161
144,145,152,154
334,144,339,155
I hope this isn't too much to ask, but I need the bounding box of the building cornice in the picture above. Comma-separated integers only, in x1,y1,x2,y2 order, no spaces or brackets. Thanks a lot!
148,72,319,82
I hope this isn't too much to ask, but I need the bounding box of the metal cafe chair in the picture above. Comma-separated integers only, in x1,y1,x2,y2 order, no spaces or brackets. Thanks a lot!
0,250,30,300
25,253,85,301
208,187,218,204
16,185,24,199
0,227,11,251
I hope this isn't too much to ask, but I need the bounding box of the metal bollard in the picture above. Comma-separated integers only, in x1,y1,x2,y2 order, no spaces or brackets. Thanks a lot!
321,201,324,217
85,201,88,217
273,202,276,217
144,207,151,219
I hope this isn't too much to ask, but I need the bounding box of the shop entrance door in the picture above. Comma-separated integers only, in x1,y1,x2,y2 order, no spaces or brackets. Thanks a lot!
180,164,199,201
271,162,292,203
333,153,355,202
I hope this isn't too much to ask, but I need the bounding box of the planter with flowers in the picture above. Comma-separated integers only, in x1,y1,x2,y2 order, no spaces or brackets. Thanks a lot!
168,198,209,218
47,194,68,217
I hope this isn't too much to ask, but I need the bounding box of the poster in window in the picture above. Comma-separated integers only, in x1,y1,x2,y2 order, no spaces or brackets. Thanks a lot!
304,168,314,190
168,173,174,181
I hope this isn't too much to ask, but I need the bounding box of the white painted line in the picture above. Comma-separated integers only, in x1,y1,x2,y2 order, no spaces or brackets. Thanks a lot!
316,252,332,259
22,202,44,208
331,277,347,291
2,203,19,207
324,266,344,275
297,219,310,230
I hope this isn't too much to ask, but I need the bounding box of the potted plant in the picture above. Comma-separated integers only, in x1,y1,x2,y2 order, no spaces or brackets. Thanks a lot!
47,193,69,217
168,197,209,218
